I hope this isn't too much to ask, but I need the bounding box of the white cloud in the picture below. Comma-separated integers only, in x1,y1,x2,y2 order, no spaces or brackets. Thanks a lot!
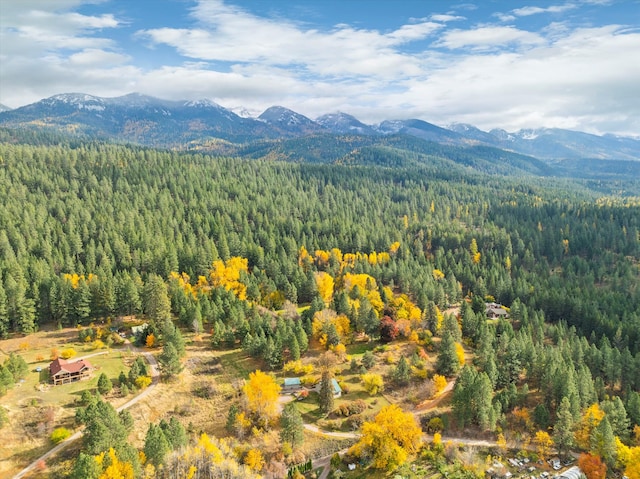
430,14,465,22
512,4,577,16
435,26,545,50
137,0,439,78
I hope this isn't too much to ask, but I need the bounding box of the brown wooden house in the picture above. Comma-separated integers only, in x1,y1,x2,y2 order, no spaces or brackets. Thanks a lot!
49,357,93,385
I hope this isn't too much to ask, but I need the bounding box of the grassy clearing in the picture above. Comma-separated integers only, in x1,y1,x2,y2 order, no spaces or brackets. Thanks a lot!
0,327,131,478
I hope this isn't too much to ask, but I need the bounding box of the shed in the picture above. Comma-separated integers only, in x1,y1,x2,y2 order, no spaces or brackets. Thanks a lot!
283,377,302,394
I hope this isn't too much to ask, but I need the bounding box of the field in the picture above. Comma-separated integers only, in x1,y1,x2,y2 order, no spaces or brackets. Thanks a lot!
0,325,132,477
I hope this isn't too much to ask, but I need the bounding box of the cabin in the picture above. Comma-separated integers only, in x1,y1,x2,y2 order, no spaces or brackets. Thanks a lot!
283,377,303,394
49,357,93,385
485,302,509,319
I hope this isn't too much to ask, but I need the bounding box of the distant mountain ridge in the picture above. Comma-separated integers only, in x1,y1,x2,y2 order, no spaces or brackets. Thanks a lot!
1,92,639,161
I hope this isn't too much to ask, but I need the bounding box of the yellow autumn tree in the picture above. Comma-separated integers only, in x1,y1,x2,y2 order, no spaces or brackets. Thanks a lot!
455,343,465,366
315,271,334,305
162,433,261,479
349,404,422,470
312,310,352,347
244,448,265,472
575,403,605,449
433,374,447,396
534,430,553,461
616,438,640,479
96,448,134,479
242,370,281,428
209,257,248,300
361,373,384,395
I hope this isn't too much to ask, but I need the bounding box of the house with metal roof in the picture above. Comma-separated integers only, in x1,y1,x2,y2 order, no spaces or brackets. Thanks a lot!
555,467,585,479
283,377,303,394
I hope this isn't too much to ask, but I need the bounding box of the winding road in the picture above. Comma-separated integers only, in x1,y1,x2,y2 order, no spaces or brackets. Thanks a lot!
12,345,159,479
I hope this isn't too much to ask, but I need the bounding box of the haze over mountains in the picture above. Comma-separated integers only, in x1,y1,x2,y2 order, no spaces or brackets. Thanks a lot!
1,93,639,166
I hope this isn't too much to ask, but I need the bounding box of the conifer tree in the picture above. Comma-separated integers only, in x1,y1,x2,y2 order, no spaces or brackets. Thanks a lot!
436,330,460,376
393,356,410,386
97,372,113,395
554,396,575,457
159,343,182,378
319,370,335,414
144,423,170,467
280,402,304,446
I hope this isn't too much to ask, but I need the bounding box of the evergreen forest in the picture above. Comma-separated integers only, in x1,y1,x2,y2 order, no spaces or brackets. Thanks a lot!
0,132,639,478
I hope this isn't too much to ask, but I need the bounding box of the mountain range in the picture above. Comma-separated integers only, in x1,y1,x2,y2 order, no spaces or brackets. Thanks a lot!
1,93,639,170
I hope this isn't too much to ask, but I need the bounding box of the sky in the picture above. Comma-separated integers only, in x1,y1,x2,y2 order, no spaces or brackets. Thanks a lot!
1,0,639,136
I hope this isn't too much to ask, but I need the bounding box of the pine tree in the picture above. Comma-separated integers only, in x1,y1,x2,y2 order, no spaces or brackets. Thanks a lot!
280,402,304,446
71,452,101,479
393,356,410,386
158,342,182,378
554,397,575,457
4,353,28,382
144,423,170,467
97,372,113,395
160,417,187,449
436,330,460,376
143,274,172,325
226,404,239,433
362,350,375,369
319,370,335,414
590,416,616,467
290,335,301,361
0,283,9,339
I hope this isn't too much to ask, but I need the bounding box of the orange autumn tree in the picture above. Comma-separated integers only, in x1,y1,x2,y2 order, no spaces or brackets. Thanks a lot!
242,370,281,429
578,453,606,479
349,404,422,470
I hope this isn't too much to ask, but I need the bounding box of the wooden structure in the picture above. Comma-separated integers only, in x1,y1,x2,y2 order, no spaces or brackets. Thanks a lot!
49,357,93,385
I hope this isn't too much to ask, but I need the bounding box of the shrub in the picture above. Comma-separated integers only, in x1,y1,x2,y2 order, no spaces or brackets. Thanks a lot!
284,360,314,376
300,375,318,387
91,340,105,350
50,348,59,360
50,427,71,444
361,373,384,395
135,376,152,389
345,414,365,431
60,348,76,359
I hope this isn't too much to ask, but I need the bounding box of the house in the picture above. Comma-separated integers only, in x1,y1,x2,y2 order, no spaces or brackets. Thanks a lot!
283,377,303,394
556,466,585,479
485,302,509,319
49,357,93,385
131,322,149,338
331,378,342,398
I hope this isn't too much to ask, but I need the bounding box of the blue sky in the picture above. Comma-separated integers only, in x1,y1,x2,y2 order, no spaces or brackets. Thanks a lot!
1,0,639,135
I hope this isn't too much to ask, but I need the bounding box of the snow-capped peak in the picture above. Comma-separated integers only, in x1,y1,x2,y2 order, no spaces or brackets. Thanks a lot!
184,99,223,109
43,93,105,111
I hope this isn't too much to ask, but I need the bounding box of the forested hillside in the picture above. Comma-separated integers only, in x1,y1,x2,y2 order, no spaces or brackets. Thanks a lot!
1,138,639,478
